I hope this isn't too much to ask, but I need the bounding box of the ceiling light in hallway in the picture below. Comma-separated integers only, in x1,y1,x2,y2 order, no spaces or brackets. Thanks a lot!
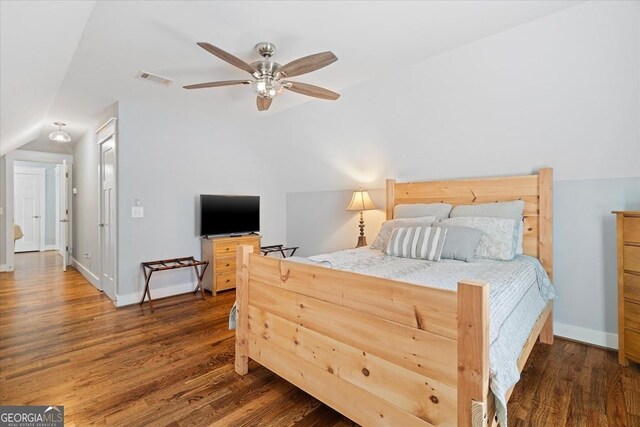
49,122,71,143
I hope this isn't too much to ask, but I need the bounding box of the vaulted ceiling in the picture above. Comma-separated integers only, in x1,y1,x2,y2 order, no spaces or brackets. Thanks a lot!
0,0,95,154
0,0,582,155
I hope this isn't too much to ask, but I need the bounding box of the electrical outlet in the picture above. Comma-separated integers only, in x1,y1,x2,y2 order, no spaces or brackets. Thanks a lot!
131,206,144,218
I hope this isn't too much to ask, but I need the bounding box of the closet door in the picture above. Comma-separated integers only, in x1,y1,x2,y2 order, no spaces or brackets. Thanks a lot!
14,168,44,253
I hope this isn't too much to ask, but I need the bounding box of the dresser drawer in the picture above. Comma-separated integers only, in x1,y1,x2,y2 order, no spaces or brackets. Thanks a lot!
624,217,640,243
216,271,236,291
215,241,237,256
626,328,640,360
215,256,236,273
625,300,640,332
624,245,640,272
625,273,640,303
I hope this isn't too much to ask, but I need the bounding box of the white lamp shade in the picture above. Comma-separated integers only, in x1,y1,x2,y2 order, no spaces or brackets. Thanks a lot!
346,189,376,211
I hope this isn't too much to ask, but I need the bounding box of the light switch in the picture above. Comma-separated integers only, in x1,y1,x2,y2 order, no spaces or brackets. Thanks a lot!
131,206,144,218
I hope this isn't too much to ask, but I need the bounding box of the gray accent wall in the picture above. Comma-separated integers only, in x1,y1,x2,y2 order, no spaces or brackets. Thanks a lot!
553,177,640,338
287,189,386,257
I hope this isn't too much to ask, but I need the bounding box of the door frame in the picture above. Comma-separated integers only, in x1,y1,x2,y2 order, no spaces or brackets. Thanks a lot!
3,150,73,271
97,117,118,301
55,165,61,252
13,165,46,252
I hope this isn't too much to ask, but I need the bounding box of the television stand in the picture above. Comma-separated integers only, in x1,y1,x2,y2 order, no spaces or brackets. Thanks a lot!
200,234,261,295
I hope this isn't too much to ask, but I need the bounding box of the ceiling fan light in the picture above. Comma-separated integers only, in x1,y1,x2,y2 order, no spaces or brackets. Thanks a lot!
254,77,282,99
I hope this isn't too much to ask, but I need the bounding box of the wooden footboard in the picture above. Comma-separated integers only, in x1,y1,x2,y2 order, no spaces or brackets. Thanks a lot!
235,245,505,426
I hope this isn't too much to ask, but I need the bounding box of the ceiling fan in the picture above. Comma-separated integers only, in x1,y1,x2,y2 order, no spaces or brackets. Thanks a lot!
183,42,340,111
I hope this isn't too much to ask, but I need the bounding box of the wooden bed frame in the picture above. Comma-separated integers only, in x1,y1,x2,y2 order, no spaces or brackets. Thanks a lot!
235,168,554,426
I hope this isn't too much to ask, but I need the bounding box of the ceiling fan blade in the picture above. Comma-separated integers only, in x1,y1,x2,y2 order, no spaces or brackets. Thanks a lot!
278,52,338,78
196,42,256,75
257,97,273,111
183,80,251,89
284,81,340,100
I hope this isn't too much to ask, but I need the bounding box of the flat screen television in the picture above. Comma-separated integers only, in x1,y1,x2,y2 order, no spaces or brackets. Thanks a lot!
200,195,260,236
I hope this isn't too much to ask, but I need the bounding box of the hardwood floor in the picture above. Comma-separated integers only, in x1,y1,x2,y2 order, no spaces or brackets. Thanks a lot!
1,251,639,426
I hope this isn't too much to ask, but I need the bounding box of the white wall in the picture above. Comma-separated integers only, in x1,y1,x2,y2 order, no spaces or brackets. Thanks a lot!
281,1,640,347
265,1,639,192
115,102,287,304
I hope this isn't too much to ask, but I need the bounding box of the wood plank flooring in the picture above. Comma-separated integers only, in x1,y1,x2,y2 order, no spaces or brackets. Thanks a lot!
1,251,639,426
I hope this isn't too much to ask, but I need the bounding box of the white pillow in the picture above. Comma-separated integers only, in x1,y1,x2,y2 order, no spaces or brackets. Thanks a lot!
442,216,518,261
370,216,437,251
450,201,525,255
394,203,452,220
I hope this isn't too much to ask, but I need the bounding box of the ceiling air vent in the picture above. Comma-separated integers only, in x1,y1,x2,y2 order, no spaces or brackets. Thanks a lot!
135,71,174,86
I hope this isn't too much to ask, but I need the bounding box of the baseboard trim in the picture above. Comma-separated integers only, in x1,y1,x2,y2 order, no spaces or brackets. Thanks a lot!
554,322,618,349
44,244,59,251
0,264,9,272
71,257,101,290
117,281,198,307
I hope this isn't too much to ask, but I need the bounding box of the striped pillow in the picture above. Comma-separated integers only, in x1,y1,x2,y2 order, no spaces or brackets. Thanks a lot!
384,226,448,261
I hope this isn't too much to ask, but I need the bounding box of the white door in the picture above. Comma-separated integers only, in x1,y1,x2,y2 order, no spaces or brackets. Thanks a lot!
59,162,71,271
100,137,116,300
14,168,44,252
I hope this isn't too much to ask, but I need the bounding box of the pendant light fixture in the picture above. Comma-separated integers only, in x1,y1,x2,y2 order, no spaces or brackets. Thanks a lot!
49,122,71,143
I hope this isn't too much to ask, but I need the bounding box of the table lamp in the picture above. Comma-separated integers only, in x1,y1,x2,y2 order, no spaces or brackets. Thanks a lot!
346,188,376,248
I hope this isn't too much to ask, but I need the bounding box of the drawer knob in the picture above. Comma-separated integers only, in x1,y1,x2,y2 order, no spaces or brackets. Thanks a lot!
226,263,230,267
226,279,230,283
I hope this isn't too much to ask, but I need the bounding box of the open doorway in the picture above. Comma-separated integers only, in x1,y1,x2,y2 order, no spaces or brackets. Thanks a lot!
13,161,61,254
3,151,73,273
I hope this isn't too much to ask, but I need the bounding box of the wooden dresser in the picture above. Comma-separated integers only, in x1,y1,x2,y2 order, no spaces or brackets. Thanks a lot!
614,211,640,365
201,235,261,295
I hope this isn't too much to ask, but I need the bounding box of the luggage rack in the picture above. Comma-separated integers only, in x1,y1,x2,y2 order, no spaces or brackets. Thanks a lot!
260,244,299,258
140,256,209,312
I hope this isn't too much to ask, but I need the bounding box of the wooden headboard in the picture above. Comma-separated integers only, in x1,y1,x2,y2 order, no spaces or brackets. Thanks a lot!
386,168,553,278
